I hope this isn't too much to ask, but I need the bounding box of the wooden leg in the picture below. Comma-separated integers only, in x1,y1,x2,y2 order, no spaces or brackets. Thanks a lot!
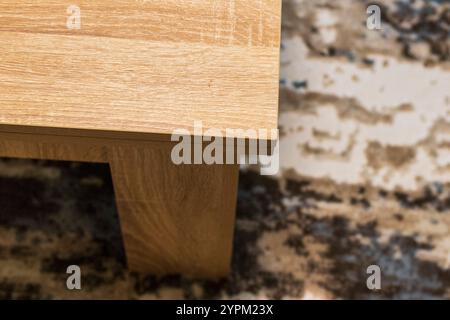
109,142,239,277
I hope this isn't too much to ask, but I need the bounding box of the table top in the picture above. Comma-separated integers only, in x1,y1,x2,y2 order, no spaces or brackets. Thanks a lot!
0,0,281,140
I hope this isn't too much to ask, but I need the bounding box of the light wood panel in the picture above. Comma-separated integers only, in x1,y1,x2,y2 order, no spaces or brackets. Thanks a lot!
0,0,281,139
0,0,280,47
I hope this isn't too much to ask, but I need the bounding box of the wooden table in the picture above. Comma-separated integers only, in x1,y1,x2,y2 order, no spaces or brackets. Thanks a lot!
0,0,281,277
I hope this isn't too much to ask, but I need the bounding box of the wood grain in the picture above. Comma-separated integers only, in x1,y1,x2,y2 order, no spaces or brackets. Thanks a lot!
0,0,280,47
110,143,239,277
0,132,239,277
0,131,110,163
0,0,281,139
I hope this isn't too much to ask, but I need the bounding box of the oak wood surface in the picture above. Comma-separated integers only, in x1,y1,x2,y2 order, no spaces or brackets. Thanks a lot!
0,0,281,47
0,0,281,139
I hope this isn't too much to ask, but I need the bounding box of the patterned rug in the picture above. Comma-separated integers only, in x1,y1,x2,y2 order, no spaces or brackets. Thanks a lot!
0,158,448,299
